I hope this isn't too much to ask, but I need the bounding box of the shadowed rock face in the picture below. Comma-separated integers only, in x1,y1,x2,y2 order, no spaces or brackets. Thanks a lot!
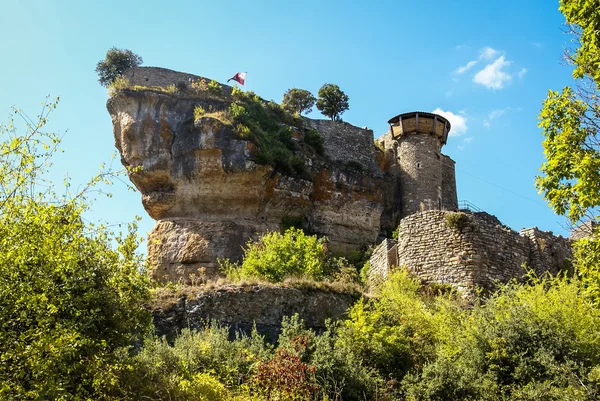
107,84,390,283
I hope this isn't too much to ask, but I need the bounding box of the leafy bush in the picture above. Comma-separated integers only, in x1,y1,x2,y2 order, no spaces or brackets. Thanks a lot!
230,228,327,282
208,79,224,95
227,92,308,177
573,228,600,305
402,275,600,400
304,128,325,155
191,78,209,92
0,98,152,399
119,325,270,398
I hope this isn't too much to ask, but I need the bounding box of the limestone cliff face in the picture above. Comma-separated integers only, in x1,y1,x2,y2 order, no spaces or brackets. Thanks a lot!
107,72,389,282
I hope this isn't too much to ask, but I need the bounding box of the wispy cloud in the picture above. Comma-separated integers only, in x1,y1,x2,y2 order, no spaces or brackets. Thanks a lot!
454,47,499,75
473,55,512,89
463,137,473,143
480,47,499,60
483,107,517,127
432,108,468,136
518,68,528,79
456,60,478,74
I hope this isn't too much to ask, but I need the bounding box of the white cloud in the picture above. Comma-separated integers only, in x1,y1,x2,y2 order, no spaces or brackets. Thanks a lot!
453,47,500,75
473,55,512,89
463,137,473,143
518,68,528,79
456,60,478,74
483,107,513,127
480,46,500,60
432,108,468,136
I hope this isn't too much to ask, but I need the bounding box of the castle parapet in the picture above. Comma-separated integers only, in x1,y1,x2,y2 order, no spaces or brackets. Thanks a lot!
388,111,451,145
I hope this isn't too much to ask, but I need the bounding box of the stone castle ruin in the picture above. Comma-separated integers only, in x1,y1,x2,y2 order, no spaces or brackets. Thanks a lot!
108,67,572,294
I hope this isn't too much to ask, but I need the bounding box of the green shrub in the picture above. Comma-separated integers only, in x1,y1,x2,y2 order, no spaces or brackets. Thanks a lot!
231,228,327,282
226,91,308,178
304,129,325,155
0,98,152,400
445,212,469,230
402,276,600,400
191,78,209,92
208,79,224,95
107,76,131,95
194,105,206,121
177,373,230,400
119,325,270,398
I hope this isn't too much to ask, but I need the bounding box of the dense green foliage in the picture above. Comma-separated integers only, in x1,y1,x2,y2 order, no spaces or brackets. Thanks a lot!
304,128,325,155
560,0,600,84
536,0,600,304
226,228,328,282
0,99,152,399
316,83,349,121
118,271,600,401
282,88,317,116
95,47,143,87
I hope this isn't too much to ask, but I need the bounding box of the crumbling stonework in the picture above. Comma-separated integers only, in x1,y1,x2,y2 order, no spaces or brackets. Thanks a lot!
304,119,381,175
367,238,397,283
521,227,573,276
151,284,361,342
370,211,573,294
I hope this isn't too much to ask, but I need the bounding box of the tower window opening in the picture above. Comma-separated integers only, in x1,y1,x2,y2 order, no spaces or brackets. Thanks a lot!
416,162,421,169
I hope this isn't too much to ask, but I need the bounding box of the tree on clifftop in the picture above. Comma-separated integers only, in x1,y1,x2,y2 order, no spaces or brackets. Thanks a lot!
282,88,316,116
95,47,143,87
536,0,600,303
316,83,349,121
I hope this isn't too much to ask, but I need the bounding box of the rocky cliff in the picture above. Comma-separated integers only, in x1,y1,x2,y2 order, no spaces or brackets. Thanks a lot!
107,67,392,283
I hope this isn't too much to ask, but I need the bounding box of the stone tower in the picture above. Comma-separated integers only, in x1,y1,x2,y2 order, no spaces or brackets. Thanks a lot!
387,111,458,217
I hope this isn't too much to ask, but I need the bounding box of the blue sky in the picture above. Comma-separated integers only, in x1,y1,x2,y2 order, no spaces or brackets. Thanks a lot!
0,0,576,244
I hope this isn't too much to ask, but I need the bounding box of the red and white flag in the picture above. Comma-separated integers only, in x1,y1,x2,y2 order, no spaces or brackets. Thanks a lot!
227,72,246,85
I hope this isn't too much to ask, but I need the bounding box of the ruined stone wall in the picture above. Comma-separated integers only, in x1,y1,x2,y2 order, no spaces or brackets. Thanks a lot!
441,154,458,211
395,211,479,293
396,133,443,217
124,66,234,95
370,210,573,294
151,284,360,342
465,212,530,291
368,238,398,283
520,227,573,276
305,119,381,175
